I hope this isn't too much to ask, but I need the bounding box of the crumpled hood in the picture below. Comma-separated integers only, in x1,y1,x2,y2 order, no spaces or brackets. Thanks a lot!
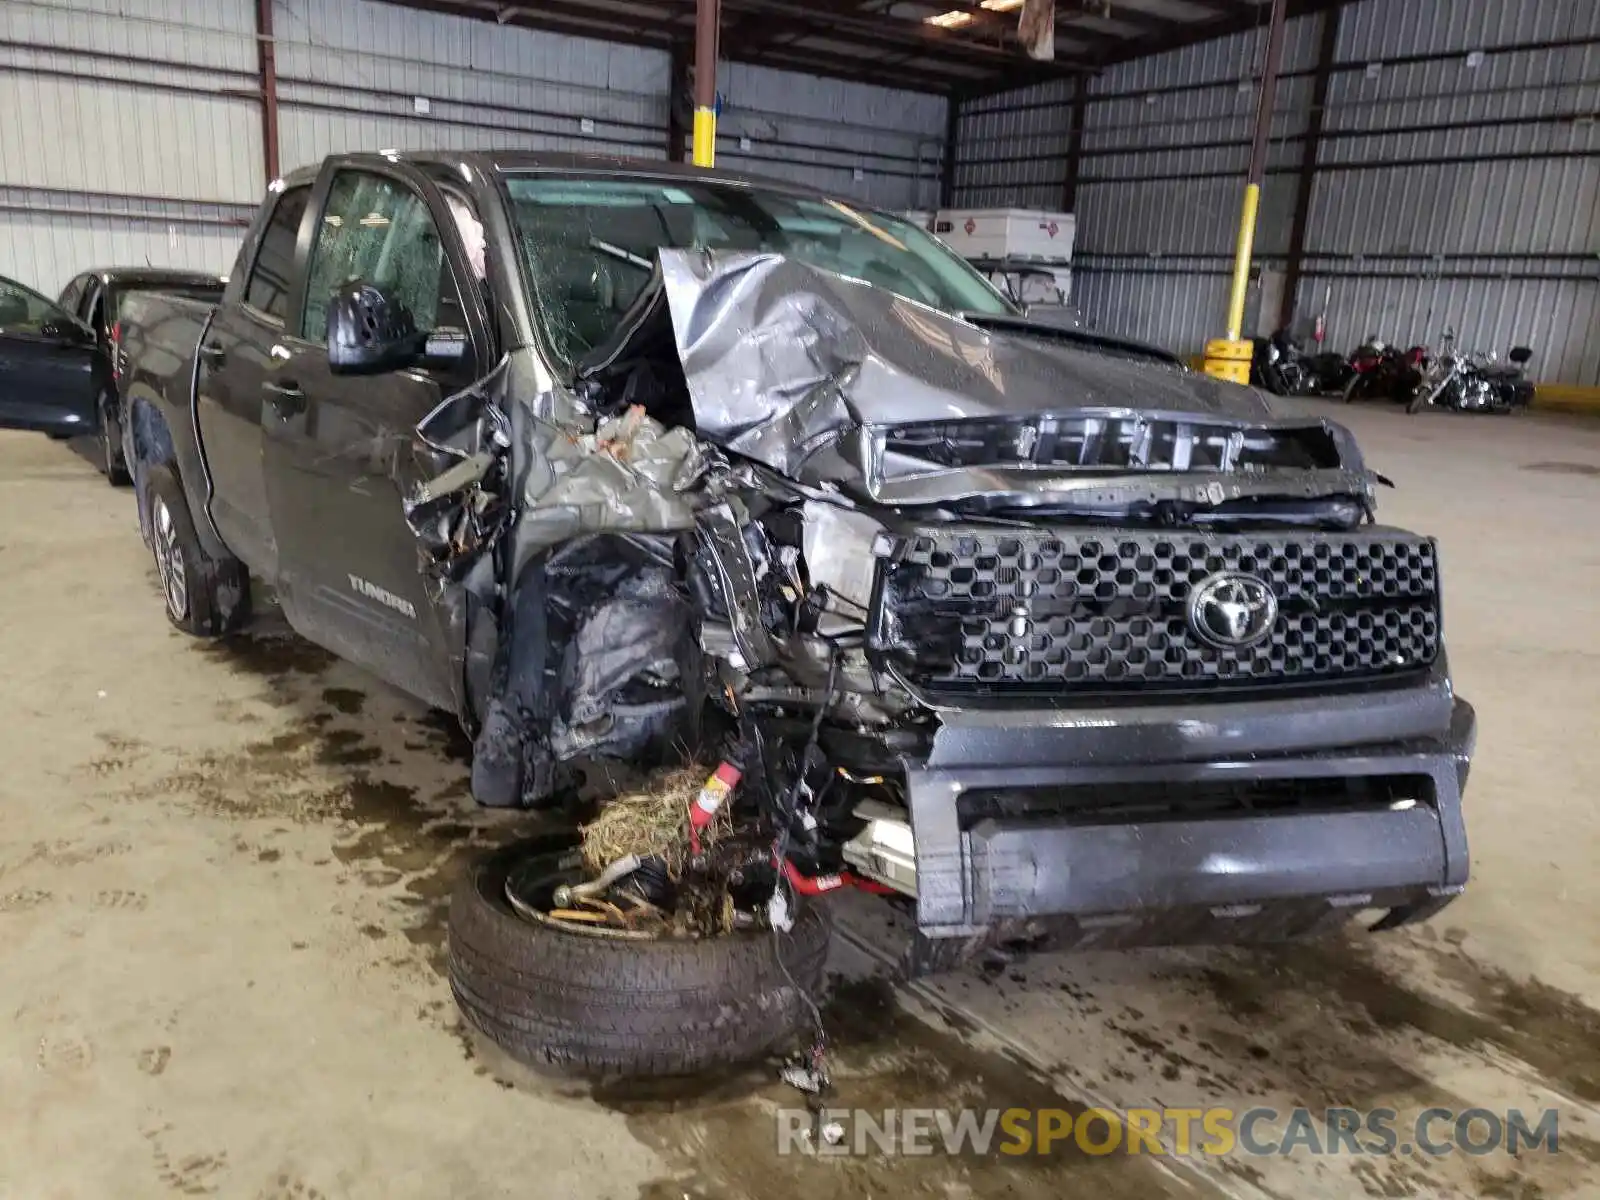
652,248,1272,478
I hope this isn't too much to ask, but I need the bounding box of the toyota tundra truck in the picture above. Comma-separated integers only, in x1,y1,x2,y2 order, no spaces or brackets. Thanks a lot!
49,151,1474,1075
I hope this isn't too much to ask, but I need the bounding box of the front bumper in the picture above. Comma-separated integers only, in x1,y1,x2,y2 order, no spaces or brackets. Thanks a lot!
900,675,1475,957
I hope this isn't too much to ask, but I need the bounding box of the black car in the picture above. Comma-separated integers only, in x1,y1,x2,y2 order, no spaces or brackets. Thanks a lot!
0,273,105,448
54,269,225,482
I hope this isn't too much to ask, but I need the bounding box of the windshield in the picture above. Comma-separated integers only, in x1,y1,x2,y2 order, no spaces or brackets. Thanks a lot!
502,175,1013,367
0,275,74,333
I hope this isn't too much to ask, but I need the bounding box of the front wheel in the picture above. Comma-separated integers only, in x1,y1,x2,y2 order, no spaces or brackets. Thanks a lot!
145,464,251,637
98,392,131,486
448,840,832,1077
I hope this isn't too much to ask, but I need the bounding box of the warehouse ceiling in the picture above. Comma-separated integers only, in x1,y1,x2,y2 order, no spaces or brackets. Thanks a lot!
378,0,1353,94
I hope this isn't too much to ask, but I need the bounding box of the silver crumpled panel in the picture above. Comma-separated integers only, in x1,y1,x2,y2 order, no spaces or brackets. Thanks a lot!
652,248,1274,479
514,404,709,560
407,351,713,588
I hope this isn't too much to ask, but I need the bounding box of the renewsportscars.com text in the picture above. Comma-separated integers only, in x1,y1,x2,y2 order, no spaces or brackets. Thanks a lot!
776,1106,1562,1159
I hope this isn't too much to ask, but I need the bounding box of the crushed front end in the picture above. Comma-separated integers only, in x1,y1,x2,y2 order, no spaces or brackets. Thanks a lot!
412,249,1475,970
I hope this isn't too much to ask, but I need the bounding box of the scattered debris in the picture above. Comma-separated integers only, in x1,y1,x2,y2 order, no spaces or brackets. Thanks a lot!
579,764,724,876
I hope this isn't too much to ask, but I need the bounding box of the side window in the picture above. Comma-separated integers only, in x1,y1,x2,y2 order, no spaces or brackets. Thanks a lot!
85,287,106,339
301,171,453,342
57,276,86,316
244,185,311,323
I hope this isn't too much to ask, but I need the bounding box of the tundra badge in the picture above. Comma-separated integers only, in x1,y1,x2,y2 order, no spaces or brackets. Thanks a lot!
348,574,417,619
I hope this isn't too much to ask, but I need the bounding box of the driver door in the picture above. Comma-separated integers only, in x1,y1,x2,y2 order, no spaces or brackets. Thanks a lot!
0,274,101,437
263,162,487,712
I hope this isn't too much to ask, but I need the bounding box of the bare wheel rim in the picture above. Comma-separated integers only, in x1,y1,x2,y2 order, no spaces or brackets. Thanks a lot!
151,496,188,619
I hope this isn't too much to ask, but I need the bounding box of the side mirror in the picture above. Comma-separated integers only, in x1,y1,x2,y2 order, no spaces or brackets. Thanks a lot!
1509,346,1533,365
326,281,419,375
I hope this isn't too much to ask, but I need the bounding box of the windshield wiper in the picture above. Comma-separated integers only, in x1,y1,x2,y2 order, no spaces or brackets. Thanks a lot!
589,238,653,272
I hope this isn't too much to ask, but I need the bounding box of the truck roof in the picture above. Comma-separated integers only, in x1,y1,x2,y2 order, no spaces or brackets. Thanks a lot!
82,268,224,288
277,150,850,206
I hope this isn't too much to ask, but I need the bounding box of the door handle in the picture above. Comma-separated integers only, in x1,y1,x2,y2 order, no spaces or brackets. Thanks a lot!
198,341,225,365
263,379,306,417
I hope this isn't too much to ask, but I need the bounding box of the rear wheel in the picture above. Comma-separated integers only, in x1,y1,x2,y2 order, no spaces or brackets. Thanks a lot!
146,464,251,637
98,392,130,486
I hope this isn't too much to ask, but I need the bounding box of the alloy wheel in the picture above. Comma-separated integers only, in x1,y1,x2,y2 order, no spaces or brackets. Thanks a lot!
151,496,188,620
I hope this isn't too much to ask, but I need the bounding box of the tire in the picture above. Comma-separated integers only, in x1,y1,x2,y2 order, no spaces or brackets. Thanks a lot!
99,392,131,486
145,463,251,637
448,840,833,1077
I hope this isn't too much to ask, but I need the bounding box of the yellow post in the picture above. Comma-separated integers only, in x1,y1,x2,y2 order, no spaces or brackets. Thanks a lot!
692,0,720,168
692,107,716,168
1202,182,1262,385
1224,183,1261,341
1204,0,1287,386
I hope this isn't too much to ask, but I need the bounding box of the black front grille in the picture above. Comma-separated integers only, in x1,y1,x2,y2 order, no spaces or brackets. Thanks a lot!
875,527,1440,697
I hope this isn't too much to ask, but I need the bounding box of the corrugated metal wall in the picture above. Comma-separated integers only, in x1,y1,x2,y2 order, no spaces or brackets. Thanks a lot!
273,0,670,173
953,0,1600,385
0,0,943,297
715,63,947,211
0,0,261,290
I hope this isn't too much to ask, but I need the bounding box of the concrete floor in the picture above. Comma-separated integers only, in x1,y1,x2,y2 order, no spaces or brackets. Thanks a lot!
1,400,1597,1199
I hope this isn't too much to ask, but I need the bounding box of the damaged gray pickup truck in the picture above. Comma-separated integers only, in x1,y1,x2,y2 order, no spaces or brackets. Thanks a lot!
101,152,1475,1076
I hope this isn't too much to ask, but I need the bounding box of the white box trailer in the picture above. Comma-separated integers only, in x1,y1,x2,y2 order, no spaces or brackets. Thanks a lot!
933,208,1076,265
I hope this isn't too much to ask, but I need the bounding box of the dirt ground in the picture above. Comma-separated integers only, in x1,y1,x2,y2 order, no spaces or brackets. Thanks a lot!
0,400,1597,1199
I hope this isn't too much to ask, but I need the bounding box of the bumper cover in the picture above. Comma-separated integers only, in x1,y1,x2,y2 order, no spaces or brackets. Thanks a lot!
903,685,1475,951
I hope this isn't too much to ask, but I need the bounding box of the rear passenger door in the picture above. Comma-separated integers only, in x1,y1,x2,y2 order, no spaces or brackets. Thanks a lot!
195,183,313,577
262,163,487,711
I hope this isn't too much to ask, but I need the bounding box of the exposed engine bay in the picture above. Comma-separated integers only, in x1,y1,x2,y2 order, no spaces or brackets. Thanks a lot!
402,249,1397,941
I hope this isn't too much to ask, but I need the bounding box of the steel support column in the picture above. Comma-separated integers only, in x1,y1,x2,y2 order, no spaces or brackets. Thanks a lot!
1061,76,1088,212
693,0,721,167
1281,6,1341,330
939,88,964,207
256,0,280,182
1204,0,1288,383
668,40,691,163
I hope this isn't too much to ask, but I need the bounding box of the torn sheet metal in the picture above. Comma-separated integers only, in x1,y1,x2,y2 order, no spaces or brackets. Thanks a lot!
509,403,709,582
580,249,1376,514
408,351,715,586
651,249,1277,477
406,357,517,579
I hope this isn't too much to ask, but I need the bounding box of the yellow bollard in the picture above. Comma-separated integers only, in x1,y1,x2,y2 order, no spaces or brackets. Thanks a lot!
1202,337,1254,386
692,107,716,168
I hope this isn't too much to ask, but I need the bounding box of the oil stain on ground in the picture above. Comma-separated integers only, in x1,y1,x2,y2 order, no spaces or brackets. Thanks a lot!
1521,461,1600,477
1187,938,1600,1107
581,974,1214,1200
110,625,540,976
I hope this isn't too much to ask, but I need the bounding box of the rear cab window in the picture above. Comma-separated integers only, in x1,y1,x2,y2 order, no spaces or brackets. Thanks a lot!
244,186,312,323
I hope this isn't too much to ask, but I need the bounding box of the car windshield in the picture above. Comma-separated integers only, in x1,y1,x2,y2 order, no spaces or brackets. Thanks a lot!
502,175,1013,367
0,275,72,333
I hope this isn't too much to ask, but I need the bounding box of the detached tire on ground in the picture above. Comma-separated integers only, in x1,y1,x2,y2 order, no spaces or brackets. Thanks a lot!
449,840,832,1077
145,463,251,637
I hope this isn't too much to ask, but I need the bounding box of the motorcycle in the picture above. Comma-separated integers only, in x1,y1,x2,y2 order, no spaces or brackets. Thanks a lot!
1251,329,1355,396
1344,340,1426,405
1407,335,1534,415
